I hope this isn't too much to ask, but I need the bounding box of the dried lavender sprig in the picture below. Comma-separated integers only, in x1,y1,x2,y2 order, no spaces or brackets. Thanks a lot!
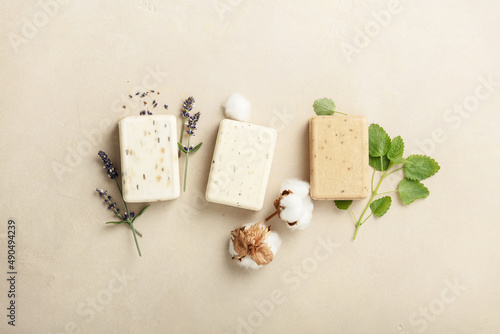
98,151,119,179
181,96,195,118
186,112,200,135
179,97,195,157
96,188,123,219
96,151,144,255
124,211,135,220
96,187,143,238
179,111,202,192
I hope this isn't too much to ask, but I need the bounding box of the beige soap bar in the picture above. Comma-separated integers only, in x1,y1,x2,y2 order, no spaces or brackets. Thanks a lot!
309,115,369,200
205,119,277,211
119,115,180,203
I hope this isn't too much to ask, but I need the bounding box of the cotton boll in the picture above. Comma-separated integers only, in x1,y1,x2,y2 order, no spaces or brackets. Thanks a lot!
266,230,282,255
289,195,314,231
275,178,314,230
278,194,304,223
229,222,281,270
280,179,310,198
229,239,261,270
224,93,251,122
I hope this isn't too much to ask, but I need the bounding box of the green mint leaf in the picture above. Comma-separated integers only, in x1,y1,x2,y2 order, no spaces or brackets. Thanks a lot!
334,200,353,210
177,142,187,154
313,98,336,116
369,124,391,157
190,142,203,153
389,156,406,167
106,221,124,225
370,196,392,217
133,204,150,221
387,136,404,161
403,155,440,181
369,155,390,171
398,178,429,204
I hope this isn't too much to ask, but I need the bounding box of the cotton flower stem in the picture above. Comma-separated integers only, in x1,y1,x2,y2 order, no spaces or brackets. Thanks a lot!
265,210,279,222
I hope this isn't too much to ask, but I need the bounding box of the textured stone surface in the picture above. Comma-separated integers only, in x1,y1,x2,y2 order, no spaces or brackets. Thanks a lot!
1,1,500,333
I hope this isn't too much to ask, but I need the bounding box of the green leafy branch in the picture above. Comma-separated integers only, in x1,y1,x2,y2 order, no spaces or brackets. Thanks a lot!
334,124,440,239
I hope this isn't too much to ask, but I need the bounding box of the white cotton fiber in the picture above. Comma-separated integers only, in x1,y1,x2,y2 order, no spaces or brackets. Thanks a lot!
277,179,314,231
278,194,304,223
293,195,313,231
266,227,282,255
280,179,310,198
224,93,251,122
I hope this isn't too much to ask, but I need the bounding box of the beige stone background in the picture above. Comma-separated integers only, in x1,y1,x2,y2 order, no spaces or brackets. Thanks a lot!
1,0,499,333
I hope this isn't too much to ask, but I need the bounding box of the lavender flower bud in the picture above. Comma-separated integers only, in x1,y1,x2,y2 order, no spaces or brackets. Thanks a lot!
98,151,119,180
181,97,195,118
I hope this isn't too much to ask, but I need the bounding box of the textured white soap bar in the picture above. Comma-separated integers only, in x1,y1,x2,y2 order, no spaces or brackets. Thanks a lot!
119,115,180,202
206,119,277,211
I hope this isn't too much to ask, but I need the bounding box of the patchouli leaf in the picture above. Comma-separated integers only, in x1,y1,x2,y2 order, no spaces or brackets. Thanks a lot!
369,155,390,171
387,136,404,161
313,98,336,116
403,155,440,181
334,200,353,210
370,196,392,217
398,178,429,204
369,124,391,157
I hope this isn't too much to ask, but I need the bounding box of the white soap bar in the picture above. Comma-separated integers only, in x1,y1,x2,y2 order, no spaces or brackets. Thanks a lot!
206,119,277,211
119,115,180,202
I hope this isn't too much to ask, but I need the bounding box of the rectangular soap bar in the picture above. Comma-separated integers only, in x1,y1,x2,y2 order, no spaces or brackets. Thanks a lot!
206,119,277,211
119,115,180,202
309,115,369,200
